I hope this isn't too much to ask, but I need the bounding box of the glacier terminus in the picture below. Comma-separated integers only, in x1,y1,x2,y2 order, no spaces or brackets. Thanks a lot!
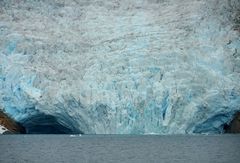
0,0,240,134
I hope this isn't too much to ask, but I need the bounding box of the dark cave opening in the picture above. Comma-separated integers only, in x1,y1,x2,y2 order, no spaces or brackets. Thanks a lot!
20,113,82,134
224,112,240,133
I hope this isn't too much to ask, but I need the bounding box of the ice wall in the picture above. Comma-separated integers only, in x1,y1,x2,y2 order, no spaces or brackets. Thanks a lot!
0,0,240,134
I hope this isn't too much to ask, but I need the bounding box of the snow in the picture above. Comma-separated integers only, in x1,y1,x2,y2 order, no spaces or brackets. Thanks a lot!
0,0,240,134
0,125,8,134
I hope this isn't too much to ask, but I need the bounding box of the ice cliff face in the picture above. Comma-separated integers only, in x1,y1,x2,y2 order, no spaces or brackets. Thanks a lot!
0,0,240,134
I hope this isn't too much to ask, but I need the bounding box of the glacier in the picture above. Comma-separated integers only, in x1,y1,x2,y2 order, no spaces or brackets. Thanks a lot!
0,0,240,134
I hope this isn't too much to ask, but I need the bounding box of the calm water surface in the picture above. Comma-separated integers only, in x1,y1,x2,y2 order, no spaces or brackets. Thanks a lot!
0,135,240,163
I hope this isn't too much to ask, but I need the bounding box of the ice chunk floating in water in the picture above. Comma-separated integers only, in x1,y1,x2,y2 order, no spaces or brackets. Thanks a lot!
0,0,240,134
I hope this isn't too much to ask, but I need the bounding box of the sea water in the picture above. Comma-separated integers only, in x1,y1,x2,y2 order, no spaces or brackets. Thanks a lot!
0,135,239,163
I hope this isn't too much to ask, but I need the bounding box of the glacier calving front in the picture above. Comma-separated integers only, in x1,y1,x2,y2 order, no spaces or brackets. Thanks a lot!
0,0,240,134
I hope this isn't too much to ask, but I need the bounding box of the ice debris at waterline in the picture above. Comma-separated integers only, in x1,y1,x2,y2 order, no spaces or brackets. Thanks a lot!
0,0,240,134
